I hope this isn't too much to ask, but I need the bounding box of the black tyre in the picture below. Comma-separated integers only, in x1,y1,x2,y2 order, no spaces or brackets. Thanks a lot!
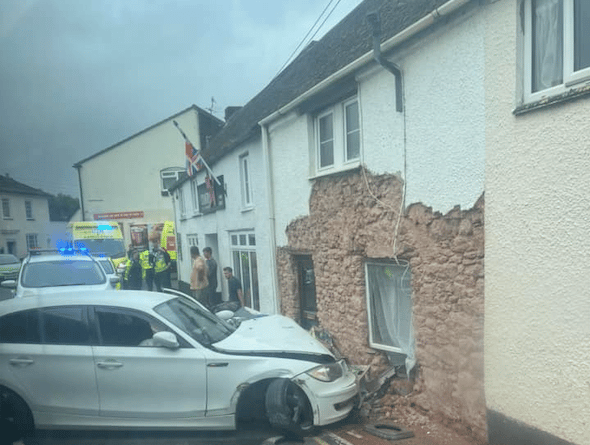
364,422,414,440
0,389,35,445
265,378,315,436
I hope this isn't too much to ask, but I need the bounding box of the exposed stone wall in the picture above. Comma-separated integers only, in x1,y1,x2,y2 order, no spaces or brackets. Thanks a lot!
276,168,486,441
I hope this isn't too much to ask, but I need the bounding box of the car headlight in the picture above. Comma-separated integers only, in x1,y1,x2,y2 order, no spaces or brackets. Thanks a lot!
306,360,344,382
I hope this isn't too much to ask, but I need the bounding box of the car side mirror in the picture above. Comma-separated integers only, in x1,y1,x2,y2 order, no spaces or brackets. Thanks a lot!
1,280,16,289
109,276,120,285
152,331,179,349
215,310,234,321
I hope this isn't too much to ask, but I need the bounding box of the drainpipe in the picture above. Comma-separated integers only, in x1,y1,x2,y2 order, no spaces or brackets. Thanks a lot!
261,123,280,315
367,11,403,112
74,164,85,221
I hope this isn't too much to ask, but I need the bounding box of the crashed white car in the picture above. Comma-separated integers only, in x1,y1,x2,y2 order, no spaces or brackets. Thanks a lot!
0,290,358,444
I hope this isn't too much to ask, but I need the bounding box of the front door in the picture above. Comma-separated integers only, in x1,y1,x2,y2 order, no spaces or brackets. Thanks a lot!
296,256,317,330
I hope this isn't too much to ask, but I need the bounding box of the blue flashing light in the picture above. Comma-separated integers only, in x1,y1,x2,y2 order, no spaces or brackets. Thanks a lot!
97,223,113,231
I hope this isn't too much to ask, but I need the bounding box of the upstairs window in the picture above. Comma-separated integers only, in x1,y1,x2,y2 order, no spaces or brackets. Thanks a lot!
524,0,590,100
25,200,33,220
315,97,361,173
2,198,10,219
26,234,38,251
239,153,253,208
160,168,184,196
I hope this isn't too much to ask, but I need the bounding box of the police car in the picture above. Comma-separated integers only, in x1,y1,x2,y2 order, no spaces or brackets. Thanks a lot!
0,254,20,283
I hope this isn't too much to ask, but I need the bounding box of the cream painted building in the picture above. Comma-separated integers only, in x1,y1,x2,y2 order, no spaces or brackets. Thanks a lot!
72,105,223,250
484,1,590,444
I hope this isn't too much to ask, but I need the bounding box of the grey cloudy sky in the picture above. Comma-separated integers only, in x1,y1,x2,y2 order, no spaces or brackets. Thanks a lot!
0,0,363,197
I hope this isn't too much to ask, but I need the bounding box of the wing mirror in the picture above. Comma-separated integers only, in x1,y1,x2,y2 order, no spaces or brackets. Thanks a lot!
152,331,179,349
109,276,120,286
1,280,16,289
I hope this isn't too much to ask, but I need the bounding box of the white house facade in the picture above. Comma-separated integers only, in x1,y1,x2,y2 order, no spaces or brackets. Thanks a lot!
170,131,277,313
0,174,55,259
484,1,590,444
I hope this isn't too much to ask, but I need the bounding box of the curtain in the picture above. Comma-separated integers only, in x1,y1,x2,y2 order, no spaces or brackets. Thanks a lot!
367,262,416,372
532,0,563,92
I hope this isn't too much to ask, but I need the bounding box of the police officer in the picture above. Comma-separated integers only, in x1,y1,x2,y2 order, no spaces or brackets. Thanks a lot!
124,251,142,290
153,246,171,292
139,246,155,291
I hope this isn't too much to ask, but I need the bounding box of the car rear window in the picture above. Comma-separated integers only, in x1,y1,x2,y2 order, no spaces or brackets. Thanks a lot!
21,260,106,287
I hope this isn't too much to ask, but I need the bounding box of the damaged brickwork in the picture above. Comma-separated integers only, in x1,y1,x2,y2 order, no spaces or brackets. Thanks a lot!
277,168,486,441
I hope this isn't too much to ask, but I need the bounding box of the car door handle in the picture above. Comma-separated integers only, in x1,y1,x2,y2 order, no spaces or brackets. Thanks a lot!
96,360,124,369
9,358,34,367
207,362,228,368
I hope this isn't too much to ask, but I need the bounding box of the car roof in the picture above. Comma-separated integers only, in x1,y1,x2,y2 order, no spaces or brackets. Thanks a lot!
26,253,96,263
0,290,175,316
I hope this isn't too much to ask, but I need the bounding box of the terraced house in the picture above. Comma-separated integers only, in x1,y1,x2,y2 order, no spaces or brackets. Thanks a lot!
171,1,590,443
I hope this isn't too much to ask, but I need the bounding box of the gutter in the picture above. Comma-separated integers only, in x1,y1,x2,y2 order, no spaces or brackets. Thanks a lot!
259,0,472,126
74,165,86,221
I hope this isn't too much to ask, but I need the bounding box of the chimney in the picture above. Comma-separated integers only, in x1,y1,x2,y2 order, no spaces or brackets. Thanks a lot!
224,106,242,122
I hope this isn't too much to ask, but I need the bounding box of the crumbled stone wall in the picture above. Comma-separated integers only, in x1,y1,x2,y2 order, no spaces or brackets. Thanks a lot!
277,168,486,441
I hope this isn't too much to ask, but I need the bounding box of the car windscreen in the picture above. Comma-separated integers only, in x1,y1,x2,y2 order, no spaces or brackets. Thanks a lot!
21,260,106,287
154,297,235,346
0,254,19,265
74,239,126,258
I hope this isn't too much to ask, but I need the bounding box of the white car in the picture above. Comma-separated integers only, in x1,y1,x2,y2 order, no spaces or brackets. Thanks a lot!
0,291,359,444
0,254,20,283
0,249,119,297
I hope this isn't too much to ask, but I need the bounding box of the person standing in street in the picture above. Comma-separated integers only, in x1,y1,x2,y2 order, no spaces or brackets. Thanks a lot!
139,246,155,291
124,251,142,290
190,246,208,305
203,247,218,307
223,267,244,307
153,246,171,292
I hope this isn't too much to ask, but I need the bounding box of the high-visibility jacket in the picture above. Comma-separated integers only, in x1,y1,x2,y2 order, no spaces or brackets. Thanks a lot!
154,250,170,274
139,250,153,269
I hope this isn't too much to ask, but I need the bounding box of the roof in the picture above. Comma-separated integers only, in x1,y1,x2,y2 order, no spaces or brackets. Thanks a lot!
203,0,452,164
0,289,174,316
0,174,52,198
73,104,224,167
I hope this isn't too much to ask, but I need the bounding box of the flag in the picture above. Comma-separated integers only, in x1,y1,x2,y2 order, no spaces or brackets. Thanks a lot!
185,141,203,176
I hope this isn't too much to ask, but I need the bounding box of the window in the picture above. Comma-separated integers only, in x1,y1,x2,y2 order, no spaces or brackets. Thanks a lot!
26,234,38,251
0,310,41,343
2,198,10,219
524,0,590,100
25,200,33,220
95,308,168,347
230,231,259,310
239,153,253,208
187,234,198,247
160,168,184,196
178,188,186,218
197,175,225,214
365,260,415,369
315,97,360,173
41,306,90,345
190,178,199,214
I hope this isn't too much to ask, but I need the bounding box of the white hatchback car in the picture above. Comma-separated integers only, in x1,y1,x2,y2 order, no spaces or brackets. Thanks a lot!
1,249,119,297
0,291,359,444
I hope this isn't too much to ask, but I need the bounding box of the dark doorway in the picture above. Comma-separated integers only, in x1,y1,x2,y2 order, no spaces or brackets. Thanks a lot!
296,255,317,330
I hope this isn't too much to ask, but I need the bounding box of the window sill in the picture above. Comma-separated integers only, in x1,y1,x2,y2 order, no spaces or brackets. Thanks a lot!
515,83,590,115
310,162,361,180
241,206,254,213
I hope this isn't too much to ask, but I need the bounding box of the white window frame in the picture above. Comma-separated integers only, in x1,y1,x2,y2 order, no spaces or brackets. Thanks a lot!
2,198,10,219
229,231,259,311
26,233,38,251
315,96,361,175
364,260,414,355
239,153,253,209
25,200,33,220
187,234,198,247
177,188,186,219
160,168,184,195
524,0,590,102
190,179,200,215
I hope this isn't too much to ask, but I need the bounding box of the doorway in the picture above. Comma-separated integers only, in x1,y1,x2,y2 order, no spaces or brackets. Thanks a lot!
296,255,317,330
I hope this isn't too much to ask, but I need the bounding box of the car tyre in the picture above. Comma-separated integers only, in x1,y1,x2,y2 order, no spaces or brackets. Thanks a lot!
0,389,35,445
265,378,315,437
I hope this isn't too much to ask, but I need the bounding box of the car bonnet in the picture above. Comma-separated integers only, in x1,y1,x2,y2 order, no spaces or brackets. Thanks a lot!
212,314,334,363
